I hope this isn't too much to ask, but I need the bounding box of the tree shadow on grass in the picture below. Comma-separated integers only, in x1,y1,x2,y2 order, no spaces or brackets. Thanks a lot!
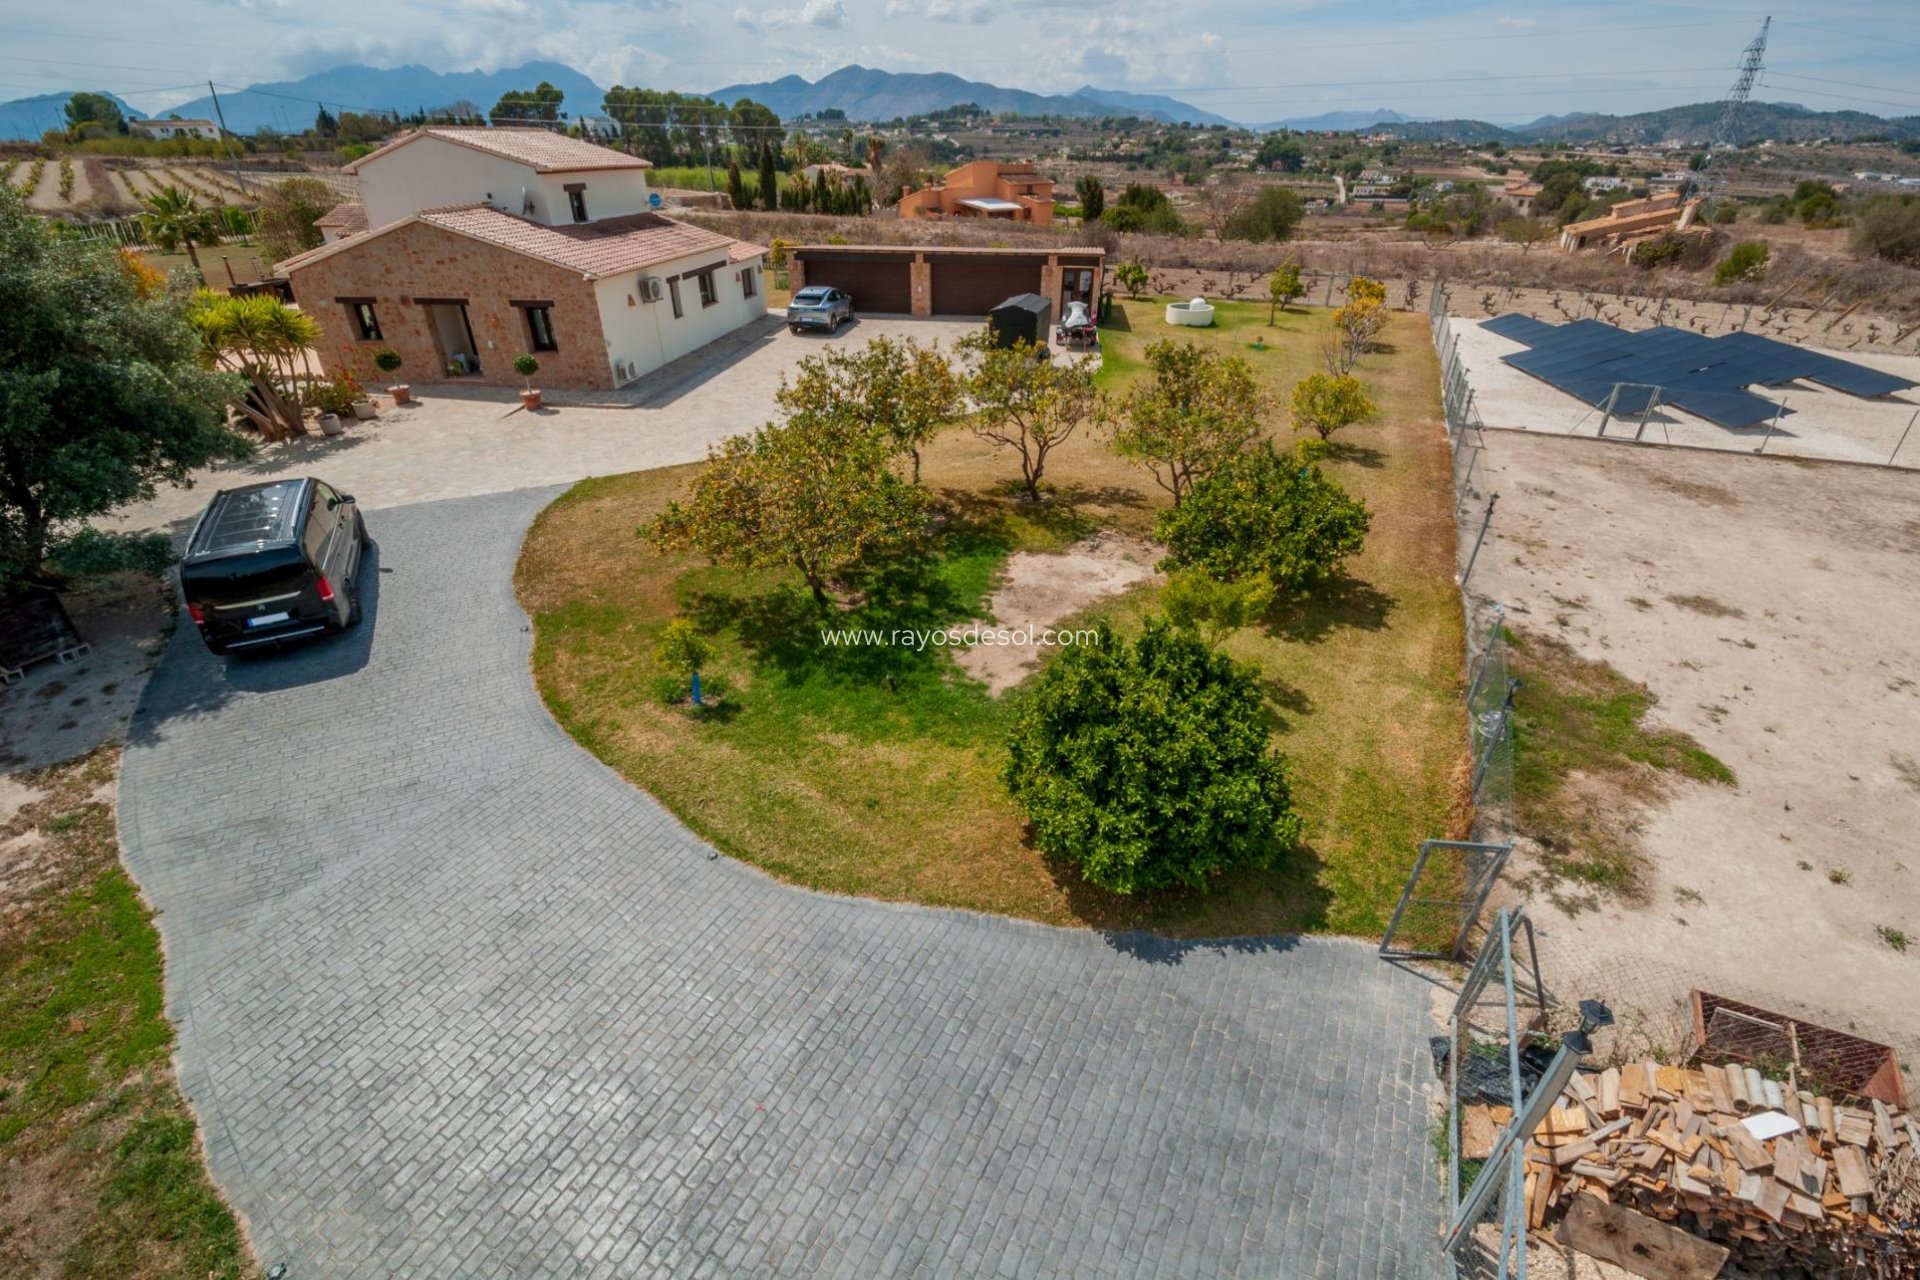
1326,440,1387,470
1265,574,1395,645
1255,672,1314,734
1039,837,1336,959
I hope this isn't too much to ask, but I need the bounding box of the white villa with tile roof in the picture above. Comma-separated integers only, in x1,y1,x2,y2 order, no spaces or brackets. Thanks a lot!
279,127,768,393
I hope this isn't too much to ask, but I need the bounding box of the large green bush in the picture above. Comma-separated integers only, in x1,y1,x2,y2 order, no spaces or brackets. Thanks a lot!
1156,442,1371,591
1004,619,1301,895
1712,241,1770,286
1851,194,1920,267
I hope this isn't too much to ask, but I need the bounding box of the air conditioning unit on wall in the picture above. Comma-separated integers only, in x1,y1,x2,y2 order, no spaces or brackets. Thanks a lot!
638,277,664,303
613,358,637,385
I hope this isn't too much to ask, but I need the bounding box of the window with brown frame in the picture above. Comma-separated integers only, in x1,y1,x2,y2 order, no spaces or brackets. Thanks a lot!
696,271,717,307
344,300,381,341
565,182,588,223
523,305,558,352
741,265,756,299
668,277,683,319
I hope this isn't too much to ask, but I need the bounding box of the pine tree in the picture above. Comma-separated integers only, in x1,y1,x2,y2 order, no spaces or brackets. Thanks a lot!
758,142,778,212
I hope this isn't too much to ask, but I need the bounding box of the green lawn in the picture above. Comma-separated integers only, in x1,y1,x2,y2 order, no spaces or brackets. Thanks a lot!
0,749,255,1278
518,298,1465,937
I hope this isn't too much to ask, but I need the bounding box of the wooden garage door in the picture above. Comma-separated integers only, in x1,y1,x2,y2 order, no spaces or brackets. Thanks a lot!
932,258,1045,316
799,256,912,313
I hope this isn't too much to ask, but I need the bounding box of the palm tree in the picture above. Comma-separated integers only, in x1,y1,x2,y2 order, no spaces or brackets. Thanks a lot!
140,185,220,276
865,135,885,174
186,291,320,441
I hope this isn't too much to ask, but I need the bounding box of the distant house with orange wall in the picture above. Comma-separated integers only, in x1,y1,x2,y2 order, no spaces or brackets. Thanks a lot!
896,161,1055,224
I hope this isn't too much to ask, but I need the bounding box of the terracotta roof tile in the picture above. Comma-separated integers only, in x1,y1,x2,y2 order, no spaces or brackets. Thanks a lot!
418,205,737,277
344,126,653,175
728,240,768,262
314,201,368,231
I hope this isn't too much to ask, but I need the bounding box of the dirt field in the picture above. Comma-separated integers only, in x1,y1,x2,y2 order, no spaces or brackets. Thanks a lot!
1475,431,1920,1067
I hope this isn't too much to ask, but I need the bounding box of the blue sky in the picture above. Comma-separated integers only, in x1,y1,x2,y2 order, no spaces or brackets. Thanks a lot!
1,0,1916,123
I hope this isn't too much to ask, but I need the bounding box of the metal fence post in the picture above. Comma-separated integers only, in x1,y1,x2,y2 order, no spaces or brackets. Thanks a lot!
1461,493,1498,590
1891,409,1918,468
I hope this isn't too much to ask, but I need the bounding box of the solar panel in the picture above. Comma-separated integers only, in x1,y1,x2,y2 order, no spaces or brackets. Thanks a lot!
1480,313,1555,345
1494,318,1914,430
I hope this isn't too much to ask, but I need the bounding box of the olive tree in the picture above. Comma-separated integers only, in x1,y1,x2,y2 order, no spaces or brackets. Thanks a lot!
648,415,925,606
776,335,962,483
1289,372,1376,441
0,188,247,589
960,335,1105,502
1003,619,1301,895
1157,442,1371,593
1110,340,1264,506
1267,261,1304,324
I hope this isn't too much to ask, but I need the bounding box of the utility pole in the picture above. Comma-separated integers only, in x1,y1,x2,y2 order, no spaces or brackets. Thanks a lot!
1695,16,1770,221
206,81,249,195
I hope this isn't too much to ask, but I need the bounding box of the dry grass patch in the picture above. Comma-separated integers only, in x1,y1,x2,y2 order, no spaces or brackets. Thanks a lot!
0,749,255,1279
517,300,1464,937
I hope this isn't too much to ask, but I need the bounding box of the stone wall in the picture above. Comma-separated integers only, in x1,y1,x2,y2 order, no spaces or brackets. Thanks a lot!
287,220,612,391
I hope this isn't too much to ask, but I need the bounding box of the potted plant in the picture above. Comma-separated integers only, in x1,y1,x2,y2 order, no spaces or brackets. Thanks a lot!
341,371,376,420
313,376,357,437
373,348,408,405
514,353,542,411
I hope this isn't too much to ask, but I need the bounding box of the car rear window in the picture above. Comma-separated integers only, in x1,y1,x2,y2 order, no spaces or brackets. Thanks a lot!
795,288,830,302
183,555,313,604
187,482,305,558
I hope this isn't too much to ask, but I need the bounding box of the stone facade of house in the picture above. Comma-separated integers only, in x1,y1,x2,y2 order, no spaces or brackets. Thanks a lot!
288,220,612,392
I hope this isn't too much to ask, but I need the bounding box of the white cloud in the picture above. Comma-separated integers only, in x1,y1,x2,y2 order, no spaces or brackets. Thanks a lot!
1496,16,1537,27
736,0,845,33
925,0,993,23
456,0,529,14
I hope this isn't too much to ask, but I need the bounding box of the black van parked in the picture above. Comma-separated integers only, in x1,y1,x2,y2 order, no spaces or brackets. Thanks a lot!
179,477,368,655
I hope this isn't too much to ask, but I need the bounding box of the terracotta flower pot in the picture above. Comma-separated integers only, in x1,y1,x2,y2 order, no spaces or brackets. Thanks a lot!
520,388,543,411
387,384,411,405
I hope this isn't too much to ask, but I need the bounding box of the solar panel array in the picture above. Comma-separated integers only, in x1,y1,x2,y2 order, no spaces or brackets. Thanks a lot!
1483,315,1917,429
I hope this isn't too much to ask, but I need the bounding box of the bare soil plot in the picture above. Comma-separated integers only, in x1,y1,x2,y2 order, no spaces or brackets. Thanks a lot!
952,532,1161,693
1477,431,1920,1064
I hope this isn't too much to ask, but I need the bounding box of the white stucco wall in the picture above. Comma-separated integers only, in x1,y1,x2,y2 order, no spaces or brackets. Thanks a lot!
594,252,768,385
357,135,651,229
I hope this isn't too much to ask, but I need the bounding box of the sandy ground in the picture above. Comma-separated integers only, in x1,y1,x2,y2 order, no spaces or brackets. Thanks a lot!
1473,431,1920,1068
0,575,172,774
1452,318,1920,469
953,532,1161,693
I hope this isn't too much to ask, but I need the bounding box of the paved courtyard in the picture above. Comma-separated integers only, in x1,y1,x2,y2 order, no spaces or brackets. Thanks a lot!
118,486,1442,1278
111,313,986,537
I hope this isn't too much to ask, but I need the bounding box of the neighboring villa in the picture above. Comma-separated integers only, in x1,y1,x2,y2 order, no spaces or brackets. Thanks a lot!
897,161,1055,224
1558,192,1706,254
132,118,222,140
276,127,768,392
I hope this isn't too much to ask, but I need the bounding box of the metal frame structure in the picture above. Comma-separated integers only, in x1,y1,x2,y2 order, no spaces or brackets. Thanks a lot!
1696,18,1772,219
1379,839,1514,961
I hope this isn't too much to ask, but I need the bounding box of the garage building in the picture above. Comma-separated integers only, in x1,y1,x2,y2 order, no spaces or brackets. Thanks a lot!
788,245,1104,320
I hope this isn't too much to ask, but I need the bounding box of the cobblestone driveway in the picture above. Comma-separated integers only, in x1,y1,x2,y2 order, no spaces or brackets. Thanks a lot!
119,487,1442,1278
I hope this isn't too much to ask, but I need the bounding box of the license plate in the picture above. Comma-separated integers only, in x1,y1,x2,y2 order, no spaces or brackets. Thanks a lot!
247,611,291,628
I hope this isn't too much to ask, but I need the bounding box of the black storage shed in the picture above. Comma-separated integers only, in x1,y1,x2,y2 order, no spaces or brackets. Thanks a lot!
987,294,1052,350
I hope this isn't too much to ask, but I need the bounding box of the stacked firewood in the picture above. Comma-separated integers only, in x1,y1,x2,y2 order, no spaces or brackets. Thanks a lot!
1463,1060,1920,1276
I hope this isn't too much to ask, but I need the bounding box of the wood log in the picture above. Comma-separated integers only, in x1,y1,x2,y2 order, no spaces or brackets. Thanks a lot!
1554,1192,1730,1279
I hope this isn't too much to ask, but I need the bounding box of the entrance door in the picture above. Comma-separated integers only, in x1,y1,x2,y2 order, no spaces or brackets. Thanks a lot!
1062,268,1095,309
424,301,481,375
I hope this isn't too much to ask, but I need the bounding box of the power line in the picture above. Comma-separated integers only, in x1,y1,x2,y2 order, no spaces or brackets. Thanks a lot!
1764,70,1920,102
1773,19,1920,51
1755,81,1920,112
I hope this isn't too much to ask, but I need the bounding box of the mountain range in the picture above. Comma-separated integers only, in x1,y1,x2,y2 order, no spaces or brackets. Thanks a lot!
3,60,1915,143
149,61,608,136
706,66,1233,127
0,90,140,142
